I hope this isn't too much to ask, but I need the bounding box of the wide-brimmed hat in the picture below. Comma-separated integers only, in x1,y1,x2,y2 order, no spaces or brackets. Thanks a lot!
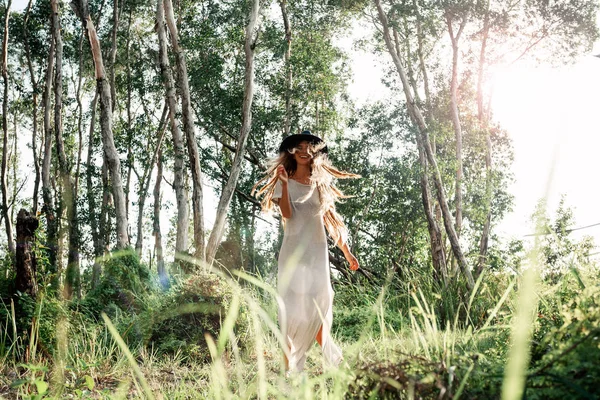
278,130,328,154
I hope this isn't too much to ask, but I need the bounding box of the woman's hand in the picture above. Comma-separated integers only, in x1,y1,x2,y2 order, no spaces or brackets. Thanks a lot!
277,165,288,184
346,252,359,271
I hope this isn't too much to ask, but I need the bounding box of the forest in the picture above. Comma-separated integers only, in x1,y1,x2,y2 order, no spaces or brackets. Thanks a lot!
0,0,599,398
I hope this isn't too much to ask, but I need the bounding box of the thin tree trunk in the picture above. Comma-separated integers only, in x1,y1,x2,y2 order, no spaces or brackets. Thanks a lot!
373,0,474,290
154,149,166,286
396,22,446,283
445,12,468,237
476,0,492,278
163,0,205,263
86,92,103,288
416,131,447,286
396,25,420,104
100,157,111,251
135,103,167,256
414,0,430,110
109,0,118,112
75,32,84,198
72,2,129,248
124,10,133,222
279,0,292,137
414,2,446,268
206,0,260,264
247,204,258,273
156,0,189,259
10,106,16,224
42,4,58,280
1,0,14,255
23,0,41,216
52,0,81,299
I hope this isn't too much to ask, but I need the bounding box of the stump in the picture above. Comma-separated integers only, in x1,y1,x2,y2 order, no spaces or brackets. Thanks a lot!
15,209,39,298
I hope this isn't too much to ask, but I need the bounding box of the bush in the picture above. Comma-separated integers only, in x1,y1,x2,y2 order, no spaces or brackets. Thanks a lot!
348,354,474,399
0,292,69,359
143,273,250,362
526,284,600,399
82,249,152,319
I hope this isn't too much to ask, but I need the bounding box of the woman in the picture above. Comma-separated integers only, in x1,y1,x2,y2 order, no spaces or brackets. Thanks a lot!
253,130,360,372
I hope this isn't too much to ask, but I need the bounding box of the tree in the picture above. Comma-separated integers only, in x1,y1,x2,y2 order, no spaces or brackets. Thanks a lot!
373,0,475,289
1,0,14,255
206,0,261,264
371,0,599,290
71,0,129,249
52,0,81,299
156,0,189,262
22,0,41,216
153,148,166,285
163,0,205,263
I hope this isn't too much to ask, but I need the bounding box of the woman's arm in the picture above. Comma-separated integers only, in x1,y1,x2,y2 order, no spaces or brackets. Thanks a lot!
337,240,359,271
277,166,292,219
278,182,292,219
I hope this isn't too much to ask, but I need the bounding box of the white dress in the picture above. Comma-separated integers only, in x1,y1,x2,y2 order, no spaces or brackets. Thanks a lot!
273,179,343,372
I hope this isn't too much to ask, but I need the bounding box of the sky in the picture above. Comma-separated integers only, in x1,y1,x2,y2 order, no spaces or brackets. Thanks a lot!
491,54,600,245
8,0,600,251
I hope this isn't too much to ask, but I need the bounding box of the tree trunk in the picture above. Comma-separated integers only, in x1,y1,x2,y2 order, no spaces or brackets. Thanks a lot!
445,13,468,237
52,0,81,299
373,0,474,290
206,0,260,264
15,209,39,298
416,132,448,286
156,0,189,260
154,150,166,286
23,0,41,216
86,92,104,288
279,0,292,137
72,2,129,249
124,10,133,222
75,31,84,213
413,3,447,277
135,104,167,256
163,0,205,263
414,0,430,110
100,157,111,252
476,1,492,278
1,0,14,255
41,4,58,282
109,0,118,112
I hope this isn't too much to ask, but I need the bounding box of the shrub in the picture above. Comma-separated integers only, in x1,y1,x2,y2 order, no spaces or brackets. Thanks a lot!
526,284,600,399
143,273,250,362
82,249,152,319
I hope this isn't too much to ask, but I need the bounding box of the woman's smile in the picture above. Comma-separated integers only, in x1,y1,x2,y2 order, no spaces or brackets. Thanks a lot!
294,143,313,164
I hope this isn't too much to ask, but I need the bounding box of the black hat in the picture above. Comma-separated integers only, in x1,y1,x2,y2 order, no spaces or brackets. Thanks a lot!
278,130,328,154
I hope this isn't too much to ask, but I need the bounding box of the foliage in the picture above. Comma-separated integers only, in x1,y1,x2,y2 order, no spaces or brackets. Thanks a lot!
348,355,473,399
526,284,600,399
141,273,250,363
81,249,152,319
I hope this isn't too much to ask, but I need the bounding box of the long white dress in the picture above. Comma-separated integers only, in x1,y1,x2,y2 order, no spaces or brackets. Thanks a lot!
273,179,343,372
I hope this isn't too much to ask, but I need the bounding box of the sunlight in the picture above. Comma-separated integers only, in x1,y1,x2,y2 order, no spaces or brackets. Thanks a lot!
491,54,600,243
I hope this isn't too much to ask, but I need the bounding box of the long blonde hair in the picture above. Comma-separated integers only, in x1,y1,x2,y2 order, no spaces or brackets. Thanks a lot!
252,141,360,245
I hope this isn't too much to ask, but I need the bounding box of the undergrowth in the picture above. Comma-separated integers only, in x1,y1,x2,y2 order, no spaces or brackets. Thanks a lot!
0,249,599,399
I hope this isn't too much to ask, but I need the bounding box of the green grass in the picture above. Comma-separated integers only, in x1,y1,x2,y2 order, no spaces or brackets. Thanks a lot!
1,255,599,399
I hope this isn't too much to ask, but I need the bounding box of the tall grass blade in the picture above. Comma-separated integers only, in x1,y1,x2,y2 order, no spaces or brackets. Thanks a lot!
217,293,240,354
101,312,155,400
480,278,516,332
454,362,474,400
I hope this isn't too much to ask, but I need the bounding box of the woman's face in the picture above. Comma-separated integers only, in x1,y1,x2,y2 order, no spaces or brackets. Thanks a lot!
292,141,313,167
